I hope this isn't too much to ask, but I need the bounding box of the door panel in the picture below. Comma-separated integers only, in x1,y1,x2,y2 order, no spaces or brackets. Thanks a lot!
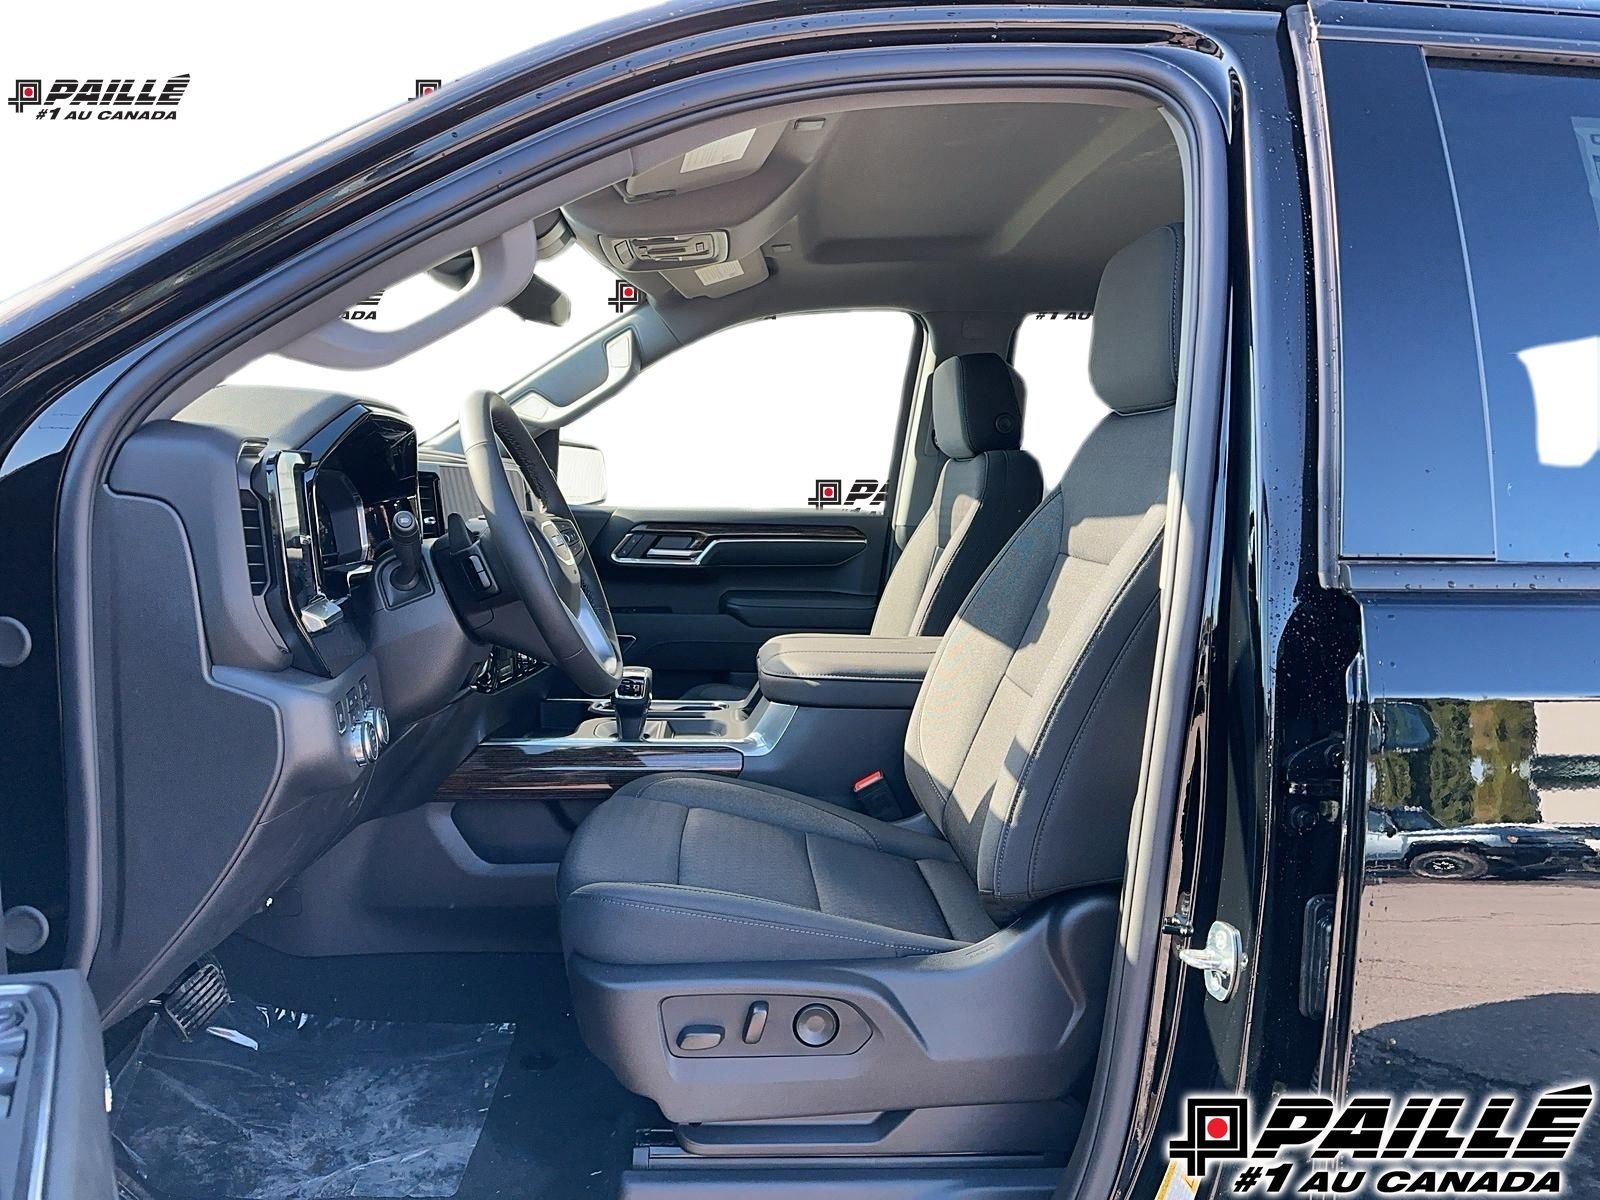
1338,606,1600,1155
577,504,889,693
0,970,116,1200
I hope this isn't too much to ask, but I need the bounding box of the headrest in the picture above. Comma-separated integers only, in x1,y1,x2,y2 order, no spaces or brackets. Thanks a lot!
1089,223,1184,415
931,353,1026,460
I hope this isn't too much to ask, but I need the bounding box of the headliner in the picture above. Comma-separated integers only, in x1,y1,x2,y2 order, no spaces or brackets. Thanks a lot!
562,91,1184,335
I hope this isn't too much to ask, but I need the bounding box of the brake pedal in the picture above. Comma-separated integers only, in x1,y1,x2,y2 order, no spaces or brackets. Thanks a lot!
157,959,230,1042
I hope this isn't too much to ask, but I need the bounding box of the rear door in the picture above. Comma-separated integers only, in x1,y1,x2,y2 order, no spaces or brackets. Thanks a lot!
556,309,920,696
1295,0,1600,1130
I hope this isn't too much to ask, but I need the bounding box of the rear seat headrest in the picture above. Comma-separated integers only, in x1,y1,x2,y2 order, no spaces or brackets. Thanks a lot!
1089,223,1185,415
931,353,1026,460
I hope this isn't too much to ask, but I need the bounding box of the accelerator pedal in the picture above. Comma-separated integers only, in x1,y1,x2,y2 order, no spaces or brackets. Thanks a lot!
157,958,229,1042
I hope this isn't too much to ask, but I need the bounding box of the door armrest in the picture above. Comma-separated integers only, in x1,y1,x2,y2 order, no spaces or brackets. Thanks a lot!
756,634,941,709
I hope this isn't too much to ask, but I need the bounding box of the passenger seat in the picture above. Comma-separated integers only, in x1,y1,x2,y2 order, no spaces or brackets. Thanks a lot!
872,352,1045,638
685,353,1042,699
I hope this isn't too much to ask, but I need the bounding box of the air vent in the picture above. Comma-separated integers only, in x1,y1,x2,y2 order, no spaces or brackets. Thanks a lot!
239,490,270,595
418,471,444,536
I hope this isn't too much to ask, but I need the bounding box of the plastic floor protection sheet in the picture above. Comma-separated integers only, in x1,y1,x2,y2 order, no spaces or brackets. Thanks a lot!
110,998,516,1199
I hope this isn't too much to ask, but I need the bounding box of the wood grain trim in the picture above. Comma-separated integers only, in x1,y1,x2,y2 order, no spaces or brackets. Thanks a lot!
435,741,743,804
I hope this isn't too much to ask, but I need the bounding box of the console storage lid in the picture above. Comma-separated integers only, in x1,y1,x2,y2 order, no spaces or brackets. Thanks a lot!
756,634,940,708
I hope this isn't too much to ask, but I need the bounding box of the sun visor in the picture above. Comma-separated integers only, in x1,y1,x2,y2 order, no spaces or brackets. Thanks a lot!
624,121,786,198
663,251,770,300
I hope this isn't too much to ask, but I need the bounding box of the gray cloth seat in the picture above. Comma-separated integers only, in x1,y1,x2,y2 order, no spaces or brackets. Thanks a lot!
680,353,1042,700
870,352,1044,639
559,774,997,965
562,223,1183,966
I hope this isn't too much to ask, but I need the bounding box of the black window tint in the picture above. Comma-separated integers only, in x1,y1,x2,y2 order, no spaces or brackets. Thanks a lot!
1430,60,1600,563
1324,41,1496,561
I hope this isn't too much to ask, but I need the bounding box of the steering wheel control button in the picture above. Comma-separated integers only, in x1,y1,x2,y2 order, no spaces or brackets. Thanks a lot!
676,1025,724,1052
462,549,499,599
742,1001,769,1045
793,1004,839,1048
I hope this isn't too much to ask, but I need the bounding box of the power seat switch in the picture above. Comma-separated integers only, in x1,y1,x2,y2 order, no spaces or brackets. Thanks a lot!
676,1024,724,1052
742,1000,769,1044
793,1003,839,1048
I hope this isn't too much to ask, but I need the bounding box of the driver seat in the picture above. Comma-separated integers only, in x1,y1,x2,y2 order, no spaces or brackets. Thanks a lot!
558,225,1183,1136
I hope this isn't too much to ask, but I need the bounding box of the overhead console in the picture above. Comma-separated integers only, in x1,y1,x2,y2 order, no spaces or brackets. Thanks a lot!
564,116,834,301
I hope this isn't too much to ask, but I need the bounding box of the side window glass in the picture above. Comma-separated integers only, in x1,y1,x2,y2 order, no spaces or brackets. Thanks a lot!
558,311,912,510
1010,312,1103,487
1324,47,1600,565
1429,60,1600,563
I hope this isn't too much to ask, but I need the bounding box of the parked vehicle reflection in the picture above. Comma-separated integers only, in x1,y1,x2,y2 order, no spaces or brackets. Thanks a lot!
1364,699,1600,880
1349,696,1600,1172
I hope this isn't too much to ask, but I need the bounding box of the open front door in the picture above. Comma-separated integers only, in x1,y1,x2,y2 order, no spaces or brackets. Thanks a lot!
0,969,115,1199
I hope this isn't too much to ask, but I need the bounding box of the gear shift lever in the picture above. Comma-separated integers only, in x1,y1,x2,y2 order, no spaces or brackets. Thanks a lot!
614,666,653,741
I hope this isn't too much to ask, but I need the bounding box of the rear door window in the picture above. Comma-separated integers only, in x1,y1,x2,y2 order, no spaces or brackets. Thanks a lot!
1429,60,1600,562
1323,47,1600,565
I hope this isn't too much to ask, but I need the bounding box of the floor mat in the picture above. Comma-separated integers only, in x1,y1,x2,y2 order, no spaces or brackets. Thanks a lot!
111,999,515,1199
207,940,658,1199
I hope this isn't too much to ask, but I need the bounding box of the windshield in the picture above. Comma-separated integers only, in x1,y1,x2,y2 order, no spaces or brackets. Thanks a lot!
226,244,620,440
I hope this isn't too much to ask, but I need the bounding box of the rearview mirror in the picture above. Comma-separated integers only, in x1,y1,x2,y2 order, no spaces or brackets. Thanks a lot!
558,441,609,506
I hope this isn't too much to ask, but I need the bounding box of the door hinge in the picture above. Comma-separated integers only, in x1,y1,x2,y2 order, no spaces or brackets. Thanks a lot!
1283,732,1346,832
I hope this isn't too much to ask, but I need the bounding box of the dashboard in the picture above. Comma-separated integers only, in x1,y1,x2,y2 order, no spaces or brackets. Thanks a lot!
90,384,544,1024
309,417,417,594
256,405,422,677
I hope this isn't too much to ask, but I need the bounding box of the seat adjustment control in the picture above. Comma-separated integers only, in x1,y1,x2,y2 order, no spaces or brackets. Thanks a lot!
793,1003,838,1047
676,1024,724,1052
741,1001,768,1044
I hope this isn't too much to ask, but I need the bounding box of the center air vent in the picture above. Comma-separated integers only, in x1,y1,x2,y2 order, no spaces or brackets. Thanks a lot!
239,490,271,595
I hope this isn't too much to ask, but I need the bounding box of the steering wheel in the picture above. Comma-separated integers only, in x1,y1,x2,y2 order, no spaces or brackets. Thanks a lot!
460,389,623,696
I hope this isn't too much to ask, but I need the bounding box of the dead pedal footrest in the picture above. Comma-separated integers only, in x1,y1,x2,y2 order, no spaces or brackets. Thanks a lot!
158,959,230,1042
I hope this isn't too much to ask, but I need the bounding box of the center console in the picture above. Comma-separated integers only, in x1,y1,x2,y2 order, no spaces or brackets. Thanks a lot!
437,633,942,812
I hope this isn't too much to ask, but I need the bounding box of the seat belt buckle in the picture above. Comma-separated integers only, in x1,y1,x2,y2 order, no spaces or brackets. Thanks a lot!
852,770,906,821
